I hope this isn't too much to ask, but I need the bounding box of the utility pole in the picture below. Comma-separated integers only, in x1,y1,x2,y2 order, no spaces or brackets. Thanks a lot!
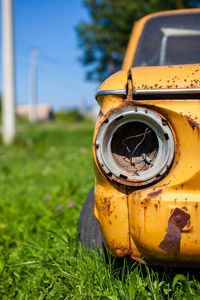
1,0,16,144
29,49,37,123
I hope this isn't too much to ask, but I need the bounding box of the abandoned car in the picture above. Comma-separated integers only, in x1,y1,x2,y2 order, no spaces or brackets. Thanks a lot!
79,9,200,267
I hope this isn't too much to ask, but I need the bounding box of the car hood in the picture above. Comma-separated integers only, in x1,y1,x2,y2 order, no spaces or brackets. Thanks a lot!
96,64,200,104
130,64,200,93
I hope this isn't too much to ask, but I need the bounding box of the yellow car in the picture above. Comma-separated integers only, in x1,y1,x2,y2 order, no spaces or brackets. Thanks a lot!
79,9,200,267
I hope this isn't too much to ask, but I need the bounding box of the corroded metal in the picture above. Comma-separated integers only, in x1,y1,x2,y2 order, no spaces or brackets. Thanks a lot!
130,64,200,92
159,208,190,253
185,115,200,130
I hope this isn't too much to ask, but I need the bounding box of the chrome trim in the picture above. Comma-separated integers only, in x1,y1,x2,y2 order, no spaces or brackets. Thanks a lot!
95,89,126,99
95,88,200,99
135,88,200,95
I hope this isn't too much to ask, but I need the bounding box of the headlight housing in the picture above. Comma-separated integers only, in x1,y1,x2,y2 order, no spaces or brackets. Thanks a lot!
95,107,175,187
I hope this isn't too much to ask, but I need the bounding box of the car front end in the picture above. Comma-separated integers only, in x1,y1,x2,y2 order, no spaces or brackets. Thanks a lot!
92,9,200,267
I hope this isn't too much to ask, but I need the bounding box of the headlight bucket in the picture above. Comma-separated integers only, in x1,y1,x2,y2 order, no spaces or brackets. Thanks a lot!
95,107,175,187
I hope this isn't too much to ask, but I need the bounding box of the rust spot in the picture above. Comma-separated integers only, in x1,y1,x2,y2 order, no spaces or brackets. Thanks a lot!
182,206,188,212
159,208,190,254
185,220,191,229
131,255,147,264
110,241,130,256
101,197,114,217
162,119,167,126
147,189,162,199
194,203,198,209
154,204,158,210
144,198,151,205
185,115,200,130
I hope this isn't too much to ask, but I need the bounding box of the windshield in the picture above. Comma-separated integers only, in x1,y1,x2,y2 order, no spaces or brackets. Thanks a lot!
133,12,200,67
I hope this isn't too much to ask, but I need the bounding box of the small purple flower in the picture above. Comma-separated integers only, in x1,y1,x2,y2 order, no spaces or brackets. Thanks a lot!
67,200,75,208
45,194,51,199
56,205,63,211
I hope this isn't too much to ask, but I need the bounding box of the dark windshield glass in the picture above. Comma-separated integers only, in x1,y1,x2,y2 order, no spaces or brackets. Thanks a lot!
133,12,200,67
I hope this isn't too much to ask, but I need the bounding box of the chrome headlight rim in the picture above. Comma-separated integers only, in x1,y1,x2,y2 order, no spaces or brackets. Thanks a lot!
95,106,175,187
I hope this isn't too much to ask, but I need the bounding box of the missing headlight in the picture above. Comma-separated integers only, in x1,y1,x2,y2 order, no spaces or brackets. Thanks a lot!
95,107,175,187
111,121,158,176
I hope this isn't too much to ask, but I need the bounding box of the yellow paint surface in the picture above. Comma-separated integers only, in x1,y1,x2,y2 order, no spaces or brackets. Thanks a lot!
93,8,200,266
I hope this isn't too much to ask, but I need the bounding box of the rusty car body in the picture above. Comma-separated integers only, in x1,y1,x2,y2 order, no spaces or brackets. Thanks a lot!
80,9,200,267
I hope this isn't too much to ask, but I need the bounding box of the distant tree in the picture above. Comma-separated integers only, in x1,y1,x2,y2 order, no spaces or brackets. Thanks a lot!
76,0,191,82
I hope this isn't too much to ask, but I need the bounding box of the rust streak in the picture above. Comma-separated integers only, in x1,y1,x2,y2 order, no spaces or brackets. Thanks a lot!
185,115,200,130
147,189,162,199
101,197,114,217
144,206,147,230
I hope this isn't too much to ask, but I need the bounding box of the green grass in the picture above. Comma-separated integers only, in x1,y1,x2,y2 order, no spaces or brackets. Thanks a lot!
0,122,200,299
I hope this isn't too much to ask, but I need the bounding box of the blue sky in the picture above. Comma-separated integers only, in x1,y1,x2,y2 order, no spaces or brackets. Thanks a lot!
0,0,98,111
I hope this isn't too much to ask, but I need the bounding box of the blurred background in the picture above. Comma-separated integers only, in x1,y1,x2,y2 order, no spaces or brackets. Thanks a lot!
0,0,98,112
